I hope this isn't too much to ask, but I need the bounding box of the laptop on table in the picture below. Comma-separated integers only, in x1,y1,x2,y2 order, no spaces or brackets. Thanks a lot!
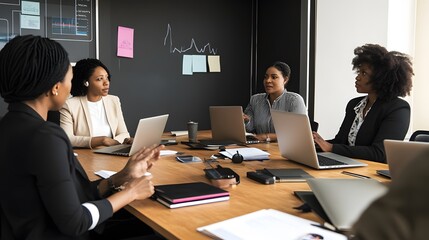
197,106,260,146
93,114,169,156
377,139,429,179
306,178,387,231
270,110,367,169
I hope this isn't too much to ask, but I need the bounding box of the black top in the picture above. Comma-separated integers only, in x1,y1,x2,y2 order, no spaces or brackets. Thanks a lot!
0,103,113,239
329,96,410,163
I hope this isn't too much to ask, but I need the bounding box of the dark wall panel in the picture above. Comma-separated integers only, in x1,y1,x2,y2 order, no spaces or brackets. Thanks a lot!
99,0,253,134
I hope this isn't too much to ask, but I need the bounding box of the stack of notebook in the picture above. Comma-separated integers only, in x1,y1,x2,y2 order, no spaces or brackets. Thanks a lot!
152,182,230,209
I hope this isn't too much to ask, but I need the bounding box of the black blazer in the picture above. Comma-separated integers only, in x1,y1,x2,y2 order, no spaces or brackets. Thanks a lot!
0,103,113,239
329,96,410,163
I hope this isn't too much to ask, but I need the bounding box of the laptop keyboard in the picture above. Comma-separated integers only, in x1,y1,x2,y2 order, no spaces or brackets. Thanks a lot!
317,155,347,166
112,146,131,155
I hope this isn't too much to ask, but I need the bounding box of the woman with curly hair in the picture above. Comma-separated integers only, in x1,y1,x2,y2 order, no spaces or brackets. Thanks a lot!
60,58,133,148
313,44,413,163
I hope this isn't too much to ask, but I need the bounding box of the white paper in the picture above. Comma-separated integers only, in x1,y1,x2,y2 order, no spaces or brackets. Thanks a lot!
94,170,152,179
197,209,347,240
171,130,188,136
221,147,270,160
160,150,178,156
94,170,116,179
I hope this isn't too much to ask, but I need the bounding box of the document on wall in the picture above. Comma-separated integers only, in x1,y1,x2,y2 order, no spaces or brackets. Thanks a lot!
197,209,347,240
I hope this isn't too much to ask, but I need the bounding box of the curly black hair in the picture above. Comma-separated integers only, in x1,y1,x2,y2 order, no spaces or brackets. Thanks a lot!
352,44,413,101
71,58,111,96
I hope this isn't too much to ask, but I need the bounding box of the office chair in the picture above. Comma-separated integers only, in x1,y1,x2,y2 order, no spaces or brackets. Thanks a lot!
410,130,429,142
310,121,319,132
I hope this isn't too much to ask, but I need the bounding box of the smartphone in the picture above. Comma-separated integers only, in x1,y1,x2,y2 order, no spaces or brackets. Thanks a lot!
176,155,202,163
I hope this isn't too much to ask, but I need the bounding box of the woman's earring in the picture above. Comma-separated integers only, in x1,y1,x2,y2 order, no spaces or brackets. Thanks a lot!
84,81,89,87
54,92,58,96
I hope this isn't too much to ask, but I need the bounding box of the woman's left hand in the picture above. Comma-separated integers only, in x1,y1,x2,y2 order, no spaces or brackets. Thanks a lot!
118,144,164,180
123,137,134,145
312,131,333,152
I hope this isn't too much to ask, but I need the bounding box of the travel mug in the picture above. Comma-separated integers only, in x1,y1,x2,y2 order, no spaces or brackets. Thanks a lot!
187,121,198,142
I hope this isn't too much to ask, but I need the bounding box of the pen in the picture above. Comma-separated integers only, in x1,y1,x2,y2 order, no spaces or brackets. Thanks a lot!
341,171,371,179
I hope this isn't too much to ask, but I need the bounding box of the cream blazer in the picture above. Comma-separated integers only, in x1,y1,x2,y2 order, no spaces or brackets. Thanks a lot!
60,95,130,148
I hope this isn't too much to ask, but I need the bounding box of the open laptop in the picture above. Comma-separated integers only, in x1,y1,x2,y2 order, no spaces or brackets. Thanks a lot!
307,178,387,231
271,110,367,169
93,114,169,156
377,139,429,179
198,106,259,146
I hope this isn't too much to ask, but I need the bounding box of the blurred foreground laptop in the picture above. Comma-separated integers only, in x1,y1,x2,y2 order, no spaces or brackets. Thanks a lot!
307,178,387,231
377,139,429,179
198,106,259,146
271,110,367,169
93,114,169,156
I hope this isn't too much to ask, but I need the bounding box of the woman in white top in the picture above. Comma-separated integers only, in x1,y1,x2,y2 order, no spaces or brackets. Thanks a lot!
60,58,132,148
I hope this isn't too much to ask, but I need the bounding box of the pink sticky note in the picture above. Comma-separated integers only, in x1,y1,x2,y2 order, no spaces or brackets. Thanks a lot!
117,26,134,58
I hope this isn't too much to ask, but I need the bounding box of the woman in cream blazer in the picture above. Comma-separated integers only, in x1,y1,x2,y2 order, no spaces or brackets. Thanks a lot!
60,58,131,148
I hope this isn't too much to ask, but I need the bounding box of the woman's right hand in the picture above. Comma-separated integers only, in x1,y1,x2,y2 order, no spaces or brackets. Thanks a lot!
124,174,155,200
102,137,121,146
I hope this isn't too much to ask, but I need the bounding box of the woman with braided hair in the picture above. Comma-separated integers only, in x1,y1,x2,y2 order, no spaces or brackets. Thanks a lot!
60,58,132,148
312,44,413,163
0,35,162,239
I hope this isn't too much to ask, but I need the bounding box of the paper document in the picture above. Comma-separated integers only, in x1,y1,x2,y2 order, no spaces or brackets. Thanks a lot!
220,147,270,160
197,209,347,240
160,150,178,156
171,130,188,136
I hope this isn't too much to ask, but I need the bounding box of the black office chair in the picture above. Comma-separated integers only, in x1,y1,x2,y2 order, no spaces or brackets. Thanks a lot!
310,121,319,132
410,130,429,142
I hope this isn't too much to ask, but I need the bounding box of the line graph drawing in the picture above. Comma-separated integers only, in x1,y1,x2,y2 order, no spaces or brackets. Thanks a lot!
163,23,217,55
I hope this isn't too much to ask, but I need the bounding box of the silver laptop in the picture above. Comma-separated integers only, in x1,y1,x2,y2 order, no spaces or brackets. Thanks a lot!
307,178,387,231
201,106,259,145
93,114,169,156
378,139,429,180
271,110,367,169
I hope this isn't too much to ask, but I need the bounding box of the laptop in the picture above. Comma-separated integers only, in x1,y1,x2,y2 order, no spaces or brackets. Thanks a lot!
307,178,388,231
270,110,367,169
93,114,169,156
199,106,259,146
377,139,429,180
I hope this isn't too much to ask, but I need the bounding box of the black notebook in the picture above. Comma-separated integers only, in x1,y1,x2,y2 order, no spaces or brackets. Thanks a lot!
153,182,230,208
262,168,314,182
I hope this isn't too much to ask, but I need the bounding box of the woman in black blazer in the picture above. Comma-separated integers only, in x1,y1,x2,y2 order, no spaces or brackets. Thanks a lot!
313,44,413,163
0,35,163,239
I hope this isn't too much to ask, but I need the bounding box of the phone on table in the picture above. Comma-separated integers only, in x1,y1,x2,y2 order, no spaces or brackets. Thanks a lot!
176,155,202,163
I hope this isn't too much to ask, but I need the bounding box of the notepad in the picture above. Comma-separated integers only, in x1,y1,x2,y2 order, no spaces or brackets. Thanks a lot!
153,182,230,208
220,147,270,160
263,168,314,182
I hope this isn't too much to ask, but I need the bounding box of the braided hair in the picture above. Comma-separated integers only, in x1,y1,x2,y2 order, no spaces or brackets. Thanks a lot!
0,35,70,103
71,58,111,96
352,44,413,101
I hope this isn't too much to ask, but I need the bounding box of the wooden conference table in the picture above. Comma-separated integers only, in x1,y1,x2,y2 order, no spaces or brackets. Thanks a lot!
75,131,390,240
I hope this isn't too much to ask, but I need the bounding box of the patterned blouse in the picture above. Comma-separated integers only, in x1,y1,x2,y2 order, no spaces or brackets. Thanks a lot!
348,96,373,146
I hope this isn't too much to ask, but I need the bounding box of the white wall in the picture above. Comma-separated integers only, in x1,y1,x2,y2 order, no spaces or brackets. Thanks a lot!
314,0,389,139
412,0,429,131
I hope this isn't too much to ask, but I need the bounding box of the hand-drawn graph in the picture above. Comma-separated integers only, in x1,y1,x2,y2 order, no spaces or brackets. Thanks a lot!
163,23,217,55
163,23,221,75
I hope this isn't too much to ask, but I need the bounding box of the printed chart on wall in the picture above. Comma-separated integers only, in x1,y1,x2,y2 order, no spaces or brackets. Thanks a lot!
0,0,96,62
163,23,221,76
